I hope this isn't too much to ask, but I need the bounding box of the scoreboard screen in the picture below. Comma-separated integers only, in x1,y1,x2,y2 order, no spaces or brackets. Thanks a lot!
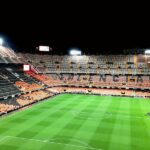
39,46,50,52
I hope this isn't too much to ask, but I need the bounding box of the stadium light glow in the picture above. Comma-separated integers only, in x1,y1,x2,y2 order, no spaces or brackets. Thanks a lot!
70,49,82,56
145,50,150,55
0,38,3,45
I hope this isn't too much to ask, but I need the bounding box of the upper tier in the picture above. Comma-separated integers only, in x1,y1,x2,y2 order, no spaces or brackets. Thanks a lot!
0,46,150,75
0,46,23,63
18,53,150,75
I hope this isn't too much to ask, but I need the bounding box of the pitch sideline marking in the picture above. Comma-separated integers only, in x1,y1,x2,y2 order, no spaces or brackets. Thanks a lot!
0,136,9,144
6,136,102,150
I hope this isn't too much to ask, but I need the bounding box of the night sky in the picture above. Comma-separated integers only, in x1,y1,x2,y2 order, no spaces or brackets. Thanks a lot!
1,5,150,55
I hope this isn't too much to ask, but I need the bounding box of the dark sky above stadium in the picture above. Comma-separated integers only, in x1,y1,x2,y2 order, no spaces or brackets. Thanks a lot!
1,3,150,54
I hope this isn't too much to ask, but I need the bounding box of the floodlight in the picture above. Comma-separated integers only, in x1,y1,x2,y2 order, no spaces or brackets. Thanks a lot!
0,38,3,45
145,50,150,55
70,49,81,55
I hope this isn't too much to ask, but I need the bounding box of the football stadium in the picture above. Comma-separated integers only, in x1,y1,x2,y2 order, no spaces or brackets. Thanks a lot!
0,42,150,150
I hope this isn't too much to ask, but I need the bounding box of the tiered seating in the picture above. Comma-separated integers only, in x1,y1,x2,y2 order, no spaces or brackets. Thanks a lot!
16,90,53,105
48,87,150,97
27,72,150,89
0,90,54,115
0,65,43,98
19,53,149,90
26,71,62,86
15,81,43,92
0,98,20,114
0,75,20,98
0,46,22,64
18,53,150,74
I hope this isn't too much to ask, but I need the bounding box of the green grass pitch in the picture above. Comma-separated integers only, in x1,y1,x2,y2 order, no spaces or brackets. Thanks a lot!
0,94,150,150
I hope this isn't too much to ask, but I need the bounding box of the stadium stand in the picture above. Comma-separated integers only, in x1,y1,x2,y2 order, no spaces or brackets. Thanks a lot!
21,53,150,92
0,90,55,115
0,46,150,115
18,53,150,74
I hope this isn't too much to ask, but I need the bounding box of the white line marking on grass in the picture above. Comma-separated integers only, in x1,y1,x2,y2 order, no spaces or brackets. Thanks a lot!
71,110,150,120
71,110,112,120
49,137,95,149
0,136,9,144
6,136,102,150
